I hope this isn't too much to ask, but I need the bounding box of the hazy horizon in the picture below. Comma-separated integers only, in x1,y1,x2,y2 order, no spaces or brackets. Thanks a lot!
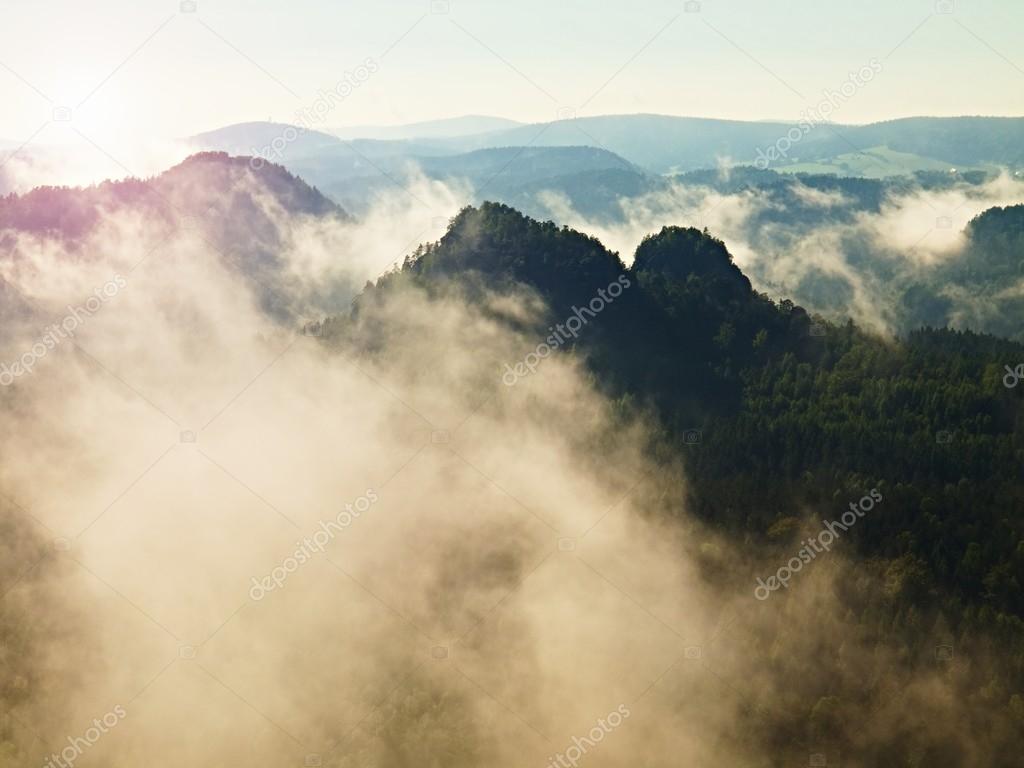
13,110,1024,147
3,0,1024,152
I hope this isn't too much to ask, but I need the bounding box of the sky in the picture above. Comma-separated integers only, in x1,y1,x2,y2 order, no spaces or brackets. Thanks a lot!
1,0,1023,152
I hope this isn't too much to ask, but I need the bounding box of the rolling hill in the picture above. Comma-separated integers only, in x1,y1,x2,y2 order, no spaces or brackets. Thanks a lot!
330,115,523,140
191,115,1024,191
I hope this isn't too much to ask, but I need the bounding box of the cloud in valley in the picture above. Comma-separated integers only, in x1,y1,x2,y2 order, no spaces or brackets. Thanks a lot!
0,166,1015,767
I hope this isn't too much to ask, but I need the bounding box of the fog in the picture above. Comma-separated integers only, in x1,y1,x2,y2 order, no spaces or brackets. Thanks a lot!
536,170,1024,336
0,162,1014,767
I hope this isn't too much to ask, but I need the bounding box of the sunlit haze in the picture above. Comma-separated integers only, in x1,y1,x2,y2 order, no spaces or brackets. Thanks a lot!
2,0,1023,152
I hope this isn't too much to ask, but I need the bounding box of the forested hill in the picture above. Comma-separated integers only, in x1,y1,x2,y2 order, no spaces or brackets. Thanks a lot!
324,202,1024,762
959,202,1024,285
0,152,344,241
0,154,348,323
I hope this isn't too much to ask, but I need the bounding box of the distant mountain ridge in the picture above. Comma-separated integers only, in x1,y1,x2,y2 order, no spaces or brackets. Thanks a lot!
330,115,522,140
432,114,1024,173
189,122,341,158
190,114,1024,183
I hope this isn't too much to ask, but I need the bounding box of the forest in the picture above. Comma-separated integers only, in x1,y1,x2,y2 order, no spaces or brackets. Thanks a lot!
324,202,1024,765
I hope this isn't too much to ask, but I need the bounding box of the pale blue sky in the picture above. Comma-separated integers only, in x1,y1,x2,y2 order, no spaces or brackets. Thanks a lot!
1,0,1022,147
